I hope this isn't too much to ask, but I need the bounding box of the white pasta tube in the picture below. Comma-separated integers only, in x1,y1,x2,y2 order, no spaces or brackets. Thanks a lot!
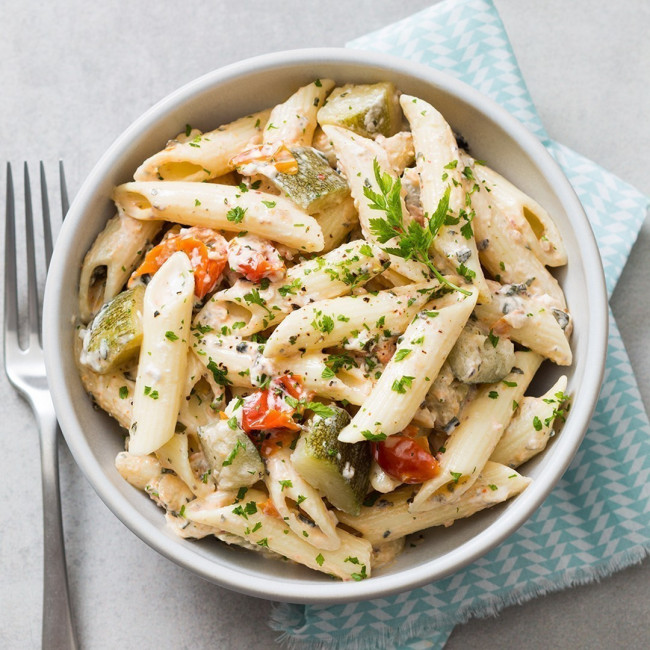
337,462,531,545
133,109,271,182
470,169,567,309
184,489,373,580
112,181,324,252
473,160,567,267
376,131,415,175
78,213,162,322
400,95,489,301
475,280,572,365
263,79,335,147
338,288,479,443
156,432,215,498
410,350,542,511
194,335,373,406
265,447,340,551
263,281,440,357
78,363,134,430
323,124,430,282
491,375,569,467
128,251,194,455
193,239,389,336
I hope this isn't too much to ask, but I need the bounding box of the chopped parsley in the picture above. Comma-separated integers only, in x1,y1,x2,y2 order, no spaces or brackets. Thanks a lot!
279,479,293,491
394,349,412,362
165,330,179,341
222,439,246,466
361,430,387,442
206,359,233,386
144,386,159,400
119,386,129,399
364,159,470,295
391,375,415,394
226,206,247,223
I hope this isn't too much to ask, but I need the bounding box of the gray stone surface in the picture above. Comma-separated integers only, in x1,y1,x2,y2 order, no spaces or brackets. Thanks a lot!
1,1,648,648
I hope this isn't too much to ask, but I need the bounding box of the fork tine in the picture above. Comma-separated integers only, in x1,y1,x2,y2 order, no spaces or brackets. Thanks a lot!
40,162,54,270
24,163,41,342
59,160,69,219
4,163,19,348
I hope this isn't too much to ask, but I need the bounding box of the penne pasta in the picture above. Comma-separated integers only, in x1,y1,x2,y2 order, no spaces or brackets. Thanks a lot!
338,462,531,545
263,281,440,357
475,279,572,365
78,213,162,322
473,159,567,267
128,252,194,455
410,351,542,511
470,166,567,309
337,289,478,443
185,489,373,581
193,239,389,336
400,95,490,301
491,375,569,468
263,79,335,148
112,181,324,252
134,109,271,182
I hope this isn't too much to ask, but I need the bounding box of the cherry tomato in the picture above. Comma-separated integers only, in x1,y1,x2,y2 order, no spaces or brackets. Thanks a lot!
374,433,440,484
131,227,227,299
241,375,310,434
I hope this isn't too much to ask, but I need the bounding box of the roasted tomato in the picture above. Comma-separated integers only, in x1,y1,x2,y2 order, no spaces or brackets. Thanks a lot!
241,374,311,434
131,227,227,299
373,428,439,484
227,234,285,283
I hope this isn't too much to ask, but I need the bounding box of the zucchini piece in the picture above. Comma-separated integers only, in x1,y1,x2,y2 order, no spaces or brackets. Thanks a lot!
447,322,515,384
198,420,264,490
317,82,402,138
80,285,145,373
271,146,349,213
291,406,371,515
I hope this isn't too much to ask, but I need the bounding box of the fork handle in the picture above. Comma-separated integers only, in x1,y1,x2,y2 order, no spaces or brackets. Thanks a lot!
37,404,79,650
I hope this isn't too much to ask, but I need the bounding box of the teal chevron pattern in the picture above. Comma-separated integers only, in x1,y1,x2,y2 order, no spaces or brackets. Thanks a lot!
270,1,650,648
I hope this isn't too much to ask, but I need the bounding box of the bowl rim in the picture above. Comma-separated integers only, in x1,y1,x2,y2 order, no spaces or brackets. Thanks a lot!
43,46,608,604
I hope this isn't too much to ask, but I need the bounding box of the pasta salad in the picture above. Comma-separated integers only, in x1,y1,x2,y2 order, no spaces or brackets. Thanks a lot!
76,79,572,580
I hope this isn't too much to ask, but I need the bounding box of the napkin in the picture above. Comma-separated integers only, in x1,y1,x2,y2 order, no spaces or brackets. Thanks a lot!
269,0,650,648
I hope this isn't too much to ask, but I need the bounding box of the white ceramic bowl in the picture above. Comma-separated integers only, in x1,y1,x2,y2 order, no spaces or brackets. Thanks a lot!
43,48,608,604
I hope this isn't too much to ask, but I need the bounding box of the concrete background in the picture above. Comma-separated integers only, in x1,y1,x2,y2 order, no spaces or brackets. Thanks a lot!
1,1,648,648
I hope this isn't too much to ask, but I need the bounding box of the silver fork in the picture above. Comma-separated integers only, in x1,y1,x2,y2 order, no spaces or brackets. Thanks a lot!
4,162,78,650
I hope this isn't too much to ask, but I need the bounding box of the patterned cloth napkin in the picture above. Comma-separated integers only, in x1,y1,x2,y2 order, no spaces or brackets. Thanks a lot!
270,1,650,647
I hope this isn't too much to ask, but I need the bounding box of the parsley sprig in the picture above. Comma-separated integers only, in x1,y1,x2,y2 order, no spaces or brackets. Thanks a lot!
364,159,471,296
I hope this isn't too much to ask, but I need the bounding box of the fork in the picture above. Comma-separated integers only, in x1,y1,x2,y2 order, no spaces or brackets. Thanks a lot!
4,162,78,650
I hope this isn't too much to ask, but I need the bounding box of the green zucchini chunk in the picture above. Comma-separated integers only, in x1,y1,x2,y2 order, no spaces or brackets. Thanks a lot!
317,82,402,138
198,420,264,490
292,406,371,515
80,285,145,373
272,146,349,213
447,322,516,384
